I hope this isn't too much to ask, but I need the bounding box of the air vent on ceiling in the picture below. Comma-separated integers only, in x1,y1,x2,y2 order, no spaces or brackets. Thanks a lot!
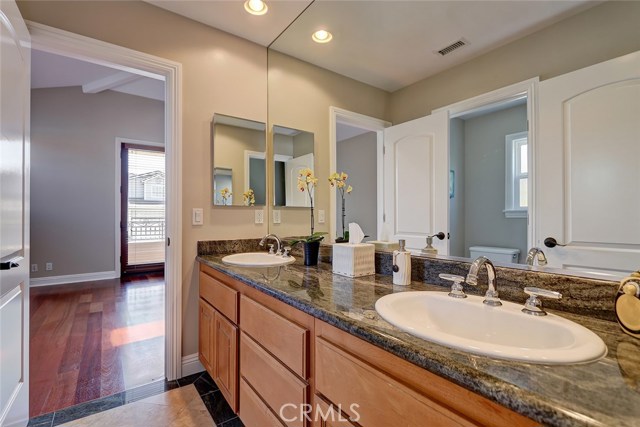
437,40,466,56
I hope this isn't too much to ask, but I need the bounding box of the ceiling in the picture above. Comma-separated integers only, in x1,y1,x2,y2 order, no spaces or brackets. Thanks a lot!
145,0,313,46
145,0,598,92
31,49,165,101
32,1,600,97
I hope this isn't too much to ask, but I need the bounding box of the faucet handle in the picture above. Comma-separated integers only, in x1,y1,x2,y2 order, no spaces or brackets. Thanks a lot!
268,244,275,255
439,274,468,298
522,287,562,316
282,246,292,258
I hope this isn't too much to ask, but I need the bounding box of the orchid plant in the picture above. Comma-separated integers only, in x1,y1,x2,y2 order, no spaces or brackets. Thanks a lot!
243,188,255,206
220,187,232,205
288,168,326,245
329,171,353,242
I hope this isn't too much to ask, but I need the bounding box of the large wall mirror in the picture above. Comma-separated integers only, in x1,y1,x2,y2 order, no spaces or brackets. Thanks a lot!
273,125,315,208
266,1,640,279
212,114,266,207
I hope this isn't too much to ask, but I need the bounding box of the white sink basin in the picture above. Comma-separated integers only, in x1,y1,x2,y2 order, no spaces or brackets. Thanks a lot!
375,291,607,364
221,252,295,267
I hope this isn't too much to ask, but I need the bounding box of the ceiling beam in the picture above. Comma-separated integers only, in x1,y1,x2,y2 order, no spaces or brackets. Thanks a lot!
82,71,140,94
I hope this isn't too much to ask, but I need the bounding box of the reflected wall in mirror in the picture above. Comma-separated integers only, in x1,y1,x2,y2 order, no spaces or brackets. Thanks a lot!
266,1,640,278
272,125,314,207
212,114,266,206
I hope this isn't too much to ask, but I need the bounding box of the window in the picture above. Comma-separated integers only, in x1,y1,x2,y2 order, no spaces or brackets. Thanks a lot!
505,131,528,218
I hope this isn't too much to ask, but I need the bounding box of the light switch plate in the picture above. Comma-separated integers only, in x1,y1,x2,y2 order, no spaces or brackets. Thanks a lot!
45,262,53,271
318,210,325,223
192,208,203,225
255,209,264,224
273,210,281,224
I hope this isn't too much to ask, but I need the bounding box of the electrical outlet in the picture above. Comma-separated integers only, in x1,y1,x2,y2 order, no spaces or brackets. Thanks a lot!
45,262,53,271
255,209,264,224
31,264,38,272
273,210,281,224
192,208,203,225
318,210,325,224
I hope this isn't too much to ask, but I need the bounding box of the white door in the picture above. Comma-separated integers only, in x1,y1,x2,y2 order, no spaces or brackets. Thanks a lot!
537,50,640,279
0,1,30,426
284,153,314,207
382,111,449,252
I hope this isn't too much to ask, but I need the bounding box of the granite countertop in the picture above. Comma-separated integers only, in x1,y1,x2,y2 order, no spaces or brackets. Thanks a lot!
197,255,640,427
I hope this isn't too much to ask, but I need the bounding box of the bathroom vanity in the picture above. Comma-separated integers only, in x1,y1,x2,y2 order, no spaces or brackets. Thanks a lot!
197,247,640,427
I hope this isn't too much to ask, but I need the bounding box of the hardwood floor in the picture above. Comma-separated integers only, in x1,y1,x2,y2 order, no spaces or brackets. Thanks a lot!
30,274,165,418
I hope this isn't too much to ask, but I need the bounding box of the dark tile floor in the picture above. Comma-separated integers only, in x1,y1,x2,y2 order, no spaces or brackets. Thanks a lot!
27,371,244,427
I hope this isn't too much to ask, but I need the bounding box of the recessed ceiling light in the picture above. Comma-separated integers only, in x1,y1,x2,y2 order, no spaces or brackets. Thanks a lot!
312,29,333,44
244,0,268,16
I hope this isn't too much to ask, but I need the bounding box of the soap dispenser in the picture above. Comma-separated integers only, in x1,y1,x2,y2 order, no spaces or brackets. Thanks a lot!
615,271,640,339
421,232,445,255
392,239,411,286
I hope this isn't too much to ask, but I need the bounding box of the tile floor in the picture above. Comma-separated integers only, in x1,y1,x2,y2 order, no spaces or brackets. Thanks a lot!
56,385,212,427
27,371,244,427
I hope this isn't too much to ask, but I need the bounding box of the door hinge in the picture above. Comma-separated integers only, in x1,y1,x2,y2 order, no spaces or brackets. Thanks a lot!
383,146,386,155
383,213,386,222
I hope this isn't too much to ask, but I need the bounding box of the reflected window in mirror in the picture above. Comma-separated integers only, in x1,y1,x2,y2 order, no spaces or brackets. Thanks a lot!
272,125,315,207
212,114,267,206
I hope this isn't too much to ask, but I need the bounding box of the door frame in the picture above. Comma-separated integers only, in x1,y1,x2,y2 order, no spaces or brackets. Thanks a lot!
116,138,165,276
432,77,539,251
28,22,183,380
329,107,391,242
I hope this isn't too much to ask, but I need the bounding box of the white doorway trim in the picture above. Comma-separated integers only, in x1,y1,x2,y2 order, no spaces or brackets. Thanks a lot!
115,137,164,277
329,107,391,242
28,22,183,381
432,77,539,251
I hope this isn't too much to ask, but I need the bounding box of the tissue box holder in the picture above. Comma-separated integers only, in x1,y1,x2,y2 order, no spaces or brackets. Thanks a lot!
332,243,375,277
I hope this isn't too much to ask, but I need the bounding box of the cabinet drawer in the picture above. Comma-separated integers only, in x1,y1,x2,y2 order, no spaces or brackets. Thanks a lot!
316,338,476,427
240,332,307,427
313,394,359,427
240,378,285,427
240,295,308,378
200,271,238,323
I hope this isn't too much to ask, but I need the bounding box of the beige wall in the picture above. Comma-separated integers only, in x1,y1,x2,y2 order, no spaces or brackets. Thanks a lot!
18,0,268,357
267,51,389,238
389,1,640,123
30,87,164,278
213,124,266,205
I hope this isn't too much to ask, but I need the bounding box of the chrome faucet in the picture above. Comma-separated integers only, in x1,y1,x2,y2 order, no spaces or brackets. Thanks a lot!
259,234,282,255
466,256,502,306
526,247,548,266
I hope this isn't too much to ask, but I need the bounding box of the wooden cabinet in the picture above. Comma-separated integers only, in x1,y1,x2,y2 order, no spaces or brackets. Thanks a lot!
314,321,536,427
199,268,240,412
198,299,215,374
198,263,535,427
215,311,238,410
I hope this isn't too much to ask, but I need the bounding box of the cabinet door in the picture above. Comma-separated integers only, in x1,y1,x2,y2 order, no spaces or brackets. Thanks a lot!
215,311,238,412
198,299,215,376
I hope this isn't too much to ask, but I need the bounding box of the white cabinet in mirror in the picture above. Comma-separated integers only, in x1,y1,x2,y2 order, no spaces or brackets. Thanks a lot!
212,114,267,207
272,125,315,208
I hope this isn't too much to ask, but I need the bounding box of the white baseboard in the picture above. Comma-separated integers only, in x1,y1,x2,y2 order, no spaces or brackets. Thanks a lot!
181,353,205,378
29,271,119,287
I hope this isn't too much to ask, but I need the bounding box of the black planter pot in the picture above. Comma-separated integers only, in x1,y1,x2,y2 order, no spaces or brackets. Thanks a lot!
303,241,321,266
